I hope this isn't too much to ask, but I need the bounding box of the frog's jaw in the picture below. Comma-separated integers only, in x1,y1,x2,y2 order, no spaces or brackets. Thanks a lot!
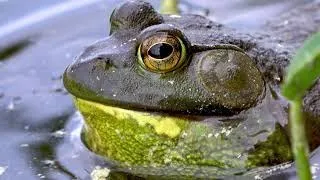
74,97,293,177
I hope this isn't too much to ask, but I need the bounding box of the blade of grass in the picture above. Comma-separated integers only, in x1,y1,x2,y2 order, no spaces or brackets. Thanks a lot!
290,98,311,180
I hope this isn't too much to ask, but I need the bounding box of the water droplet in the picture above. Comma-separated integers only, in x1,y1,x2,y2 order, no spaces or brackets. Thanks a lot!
52,129,66,138
37,173,46,179
7,101,14,111
20,144,29,147
225,129,232,136
254,174,263,180
168,80,174,85
221,127,226,133
0,166,7,176
214,133,219,138
277,44,283,48
181,132,188,138
274,75,281,81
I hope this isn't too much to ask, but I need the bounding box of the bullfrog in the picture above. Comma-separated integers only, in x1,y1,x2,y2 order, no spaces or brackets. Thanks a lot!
63,0,320,179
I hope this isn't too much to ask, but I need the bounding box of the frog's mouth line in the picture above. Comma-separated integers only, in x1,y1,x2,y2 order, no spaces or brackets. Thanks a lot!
74,97,189,138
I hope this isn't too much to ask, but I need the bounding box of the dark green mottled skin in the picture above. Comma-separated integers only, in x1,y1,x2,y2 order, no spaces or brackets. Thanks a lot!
63,0,320,179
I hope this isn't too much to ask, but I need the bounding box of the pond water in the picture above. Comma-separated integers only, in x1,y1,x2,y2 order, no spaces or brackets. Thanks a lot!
0,0,319,179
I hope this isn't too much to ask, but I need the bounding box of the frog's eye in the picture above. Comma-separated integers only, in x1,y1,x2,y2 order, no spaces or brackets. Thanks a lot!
137,32,187,73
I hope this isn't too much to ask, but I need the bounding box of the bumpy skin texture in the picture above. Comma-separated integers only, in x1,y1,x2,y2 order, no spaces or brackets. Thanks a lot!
76,96,292,178
63,0,320,178
63,0,265,115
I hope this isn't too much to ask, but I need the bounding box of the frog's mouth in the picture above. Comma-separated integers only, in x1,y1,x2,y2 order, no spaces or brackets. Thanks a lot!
74,94,293,177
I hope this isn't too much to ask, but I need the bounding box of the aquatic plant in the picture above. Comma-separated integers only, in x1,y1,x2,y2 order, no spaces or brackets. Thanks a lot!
282,32,320,180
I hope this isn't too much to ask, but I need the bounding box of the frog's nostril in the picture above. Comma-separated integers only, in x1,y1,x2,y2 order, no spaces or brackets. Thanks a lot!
198,49,265,110
93,58,114,71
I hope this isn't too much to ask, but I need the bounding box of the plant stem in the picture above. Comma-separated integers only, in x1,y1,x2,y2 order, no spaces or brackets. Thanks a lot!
160,0,179,14
290,98,312,180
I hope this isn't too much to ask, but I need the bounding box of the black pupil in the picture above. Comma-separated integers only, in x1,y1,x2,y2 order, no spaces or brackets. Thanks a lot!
148,43,173,59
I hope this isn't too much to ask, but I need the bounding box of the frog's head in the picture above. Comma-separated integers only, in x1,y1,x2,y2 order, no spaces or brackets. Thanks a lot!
64,0,264,115
63,0,292,178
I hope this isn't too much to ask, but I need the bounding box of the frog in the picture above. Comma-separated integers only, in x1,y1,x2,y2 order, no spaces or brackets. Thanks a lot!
63,0,320,179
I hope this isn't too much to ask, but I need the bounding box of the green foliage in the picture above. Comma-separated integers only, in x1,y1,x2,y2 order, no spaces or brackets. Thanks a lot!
281,32,320,180
282,32,320,100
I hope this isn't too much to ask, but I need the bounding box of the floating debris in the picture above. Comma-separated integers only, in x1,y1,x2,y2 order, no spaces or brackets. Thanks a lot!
0,166,7,176
90,166,110,180
52,129,66,138
42,159,55,166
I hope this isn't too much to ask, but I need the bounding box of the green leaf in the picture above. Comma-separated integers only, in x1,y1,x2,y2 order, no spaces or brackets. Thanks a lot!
281,32,320,100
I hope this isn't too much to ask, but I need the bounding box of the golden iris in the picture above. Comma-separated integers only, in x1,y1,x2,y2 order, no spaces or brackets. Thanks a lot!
138,32,187,73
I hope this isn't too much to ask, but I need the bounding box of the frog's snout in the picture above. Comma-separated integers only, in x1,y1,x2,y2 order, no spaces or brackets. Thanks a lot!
63,54,118,98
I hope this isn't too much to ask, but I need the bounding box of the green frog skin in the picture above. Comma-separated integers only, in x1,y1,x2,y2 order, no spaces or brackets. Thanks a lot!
63,0,320,179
